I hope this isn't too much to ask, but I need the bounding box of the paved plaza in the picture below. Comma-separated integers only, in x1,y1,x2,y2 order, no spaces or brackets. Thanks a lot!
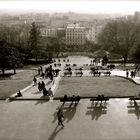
1,99,140,140
1,57,140,140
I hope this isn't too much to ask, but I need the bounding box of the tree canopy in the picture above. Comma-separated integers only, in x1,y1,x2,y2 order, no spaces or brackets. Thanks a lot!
0,39,23,75
29,22,41,61
98,18,140,62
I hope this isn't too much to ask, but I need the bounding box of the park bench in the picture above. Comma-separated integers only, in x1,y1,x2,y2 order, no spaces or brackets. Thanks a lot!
75,71,83,76
60,96,81,103
90,96,109,103
107,64,115,69
63,71,72,76
92,71,101,77
129,96,140,101
66,64,71,67
103,71,111,76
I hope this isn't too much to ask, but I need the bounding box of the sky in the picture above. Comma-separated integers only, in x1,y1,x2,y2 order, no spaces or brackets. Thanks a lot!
0,0,140,15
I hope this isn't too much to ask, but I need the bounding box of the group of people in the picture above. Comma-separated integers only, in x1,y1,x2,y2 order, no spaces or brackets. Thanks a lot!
126,69,136,78
38,81,45,91
58,59,69,63
37,80,53,97
43,88,53,97
97,94,106,100
38,65,60,80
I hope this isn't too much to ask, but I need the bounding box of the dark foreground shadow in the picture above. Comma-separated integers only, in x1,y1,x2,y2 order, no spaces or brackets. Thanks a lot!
35,96,50,105
48,125,63,140
128,101,140,119
63,103,77,123
86,103,107,120
52,103,77,124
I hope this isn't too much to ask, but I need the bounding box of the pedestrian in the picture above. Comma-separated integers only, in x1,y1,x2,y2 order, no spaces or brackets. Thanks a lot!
33,76,37,86
43,88,48,96
126,69,129,78
38,67,41,75
48,88,53,97
41,81,45,91
41,72,45,79
50,73,53,81
15,90,22,97
38,82,42,91
133,71,136,78
57,109,64,127
90,60,92,64
131,71,134,78
40,66,43,72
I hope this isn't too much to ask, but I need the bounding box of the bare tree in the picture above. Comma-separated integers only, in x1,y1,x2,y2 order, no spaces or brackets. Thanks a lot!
98,18,140,62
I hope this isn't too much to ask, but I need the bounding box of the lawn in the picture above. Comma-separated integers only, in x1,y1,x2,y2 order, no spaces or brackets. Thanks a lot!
54,76,140,97
0,69,37,98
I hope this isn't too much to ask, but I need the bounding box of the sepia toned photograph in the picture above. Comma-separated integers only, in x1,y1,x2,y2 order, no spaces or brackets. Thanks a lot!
0,0,140,139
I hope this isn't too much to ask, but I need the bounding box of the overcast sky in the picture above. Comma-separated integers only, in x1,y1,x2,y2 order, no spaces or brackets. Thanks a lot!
0,0,139,15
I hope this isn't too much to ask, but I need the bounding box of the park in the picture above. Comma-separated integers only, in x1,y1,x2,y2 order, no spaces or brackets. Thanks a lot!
1,3,140,139
0,55,140,140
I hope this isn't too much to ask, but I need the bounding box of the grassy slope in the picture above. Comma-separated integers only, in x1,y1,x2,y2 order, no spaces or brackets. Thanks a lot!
55,76,140,97
0,70,36,98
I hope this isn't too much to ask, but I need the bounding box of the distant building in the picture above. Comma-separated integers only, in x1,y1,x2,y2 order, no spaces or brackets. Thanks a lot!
41,27,57,37
86,25,103,43
85,19,109,43
49,18,66,28
134,11,140,22
66,23,85,50
19,13,49,25
19,14,34,24
57,28,65,38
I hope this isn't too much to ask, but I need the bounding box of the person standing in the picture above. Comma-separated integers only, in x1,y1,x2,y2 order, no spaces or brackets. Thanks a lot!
48,88,53,97
57,109,64,127
33,76,37,86
41,81,45,91
126,69,129,78
38,82,42,91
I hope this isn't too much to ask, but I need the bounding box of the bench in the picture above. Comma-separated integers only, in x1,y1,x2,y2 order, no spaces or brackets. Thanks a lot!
92,71,101,77
90,97,109,102
104,71,111,76
60,96,81,103
75,72,83,76
129,96,140,101
64,71,72,76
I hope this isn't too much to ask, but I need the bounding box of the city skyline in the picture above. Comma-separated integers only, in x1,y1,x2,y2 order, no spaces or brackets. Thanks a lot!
0,0,140,15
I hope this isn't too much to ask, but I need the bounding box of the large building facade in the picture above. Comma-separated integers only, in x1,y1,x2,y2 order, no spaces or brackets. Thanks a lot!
66,23,85,50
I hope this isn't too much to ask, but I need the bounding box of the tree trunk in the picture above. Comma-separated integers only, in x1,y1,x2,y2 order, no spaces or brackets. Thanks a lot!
56,52,59,58
2,68,5,75
35,56,38,62
13,67,16,74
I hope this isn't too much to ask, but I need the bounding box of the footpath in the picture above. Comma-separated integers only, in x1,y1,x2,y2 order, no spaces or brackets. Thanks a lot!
9,62,65,100
9,67,140,100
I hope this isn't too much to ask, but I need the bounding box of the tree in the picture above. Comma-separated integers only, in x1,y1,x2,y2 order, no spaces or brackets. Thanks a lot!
0,39,9,75
0,39,23,75
133,44,140,60
98,18,140,62
29,22,41,61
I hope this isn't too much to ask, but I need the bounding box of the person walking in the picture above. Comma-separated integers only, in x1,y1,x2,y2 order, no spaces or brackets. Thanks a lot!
57,109,64,127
